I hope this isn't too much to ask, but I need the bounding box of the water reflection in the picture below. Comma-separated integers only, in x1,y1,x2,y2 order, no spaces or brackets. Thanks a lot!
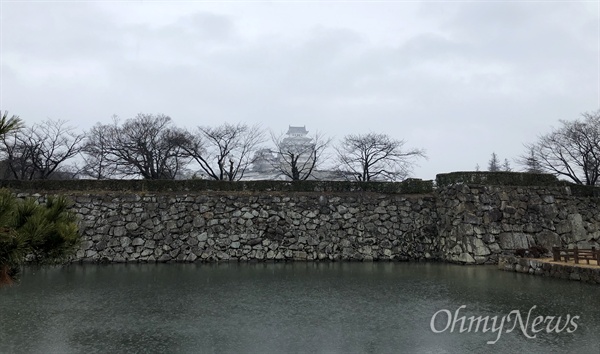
0,262,598,353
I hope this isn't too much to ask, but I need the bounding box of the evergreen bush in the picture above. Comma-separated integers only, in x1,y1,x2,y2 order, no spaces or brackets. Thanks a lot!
0,189,79,286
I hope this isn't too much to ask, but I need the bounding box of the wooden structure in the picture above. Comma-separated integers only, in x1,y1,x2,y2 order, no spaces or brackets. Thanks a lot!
552,246,600,265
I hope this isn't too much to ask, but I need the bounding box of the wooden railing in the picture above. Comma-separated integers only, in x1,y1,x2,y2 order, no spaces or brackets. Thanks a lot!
552,247,599,265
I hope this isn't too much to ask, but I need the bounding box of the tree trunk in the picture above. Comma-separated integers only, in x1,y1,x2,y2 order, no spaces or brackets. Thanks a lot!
0,264,14,286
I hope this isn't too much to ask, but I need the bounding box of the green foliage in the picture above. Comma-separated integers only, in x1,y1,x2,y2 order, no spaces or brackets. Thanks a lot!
565,184,600,197
0,111,23,135
0,178,434,195
488,153,501,172
0,189,79,285
436,171,559,187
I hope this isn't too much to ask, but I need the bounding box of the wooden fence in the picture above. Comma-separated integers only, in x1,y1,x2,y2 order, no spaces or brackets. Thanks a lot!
552,246,600,265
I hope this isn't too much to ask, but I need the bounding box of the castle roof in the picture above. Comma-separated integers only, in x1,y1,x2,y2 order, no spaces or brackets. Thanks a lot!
286,126,308,135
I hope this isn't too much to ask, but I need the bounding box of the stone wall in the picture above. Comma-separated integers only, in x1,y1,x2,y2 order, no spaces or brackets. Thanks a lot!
67,192,438,263
498,255,600,284
9,172,600,264
436,184,600,264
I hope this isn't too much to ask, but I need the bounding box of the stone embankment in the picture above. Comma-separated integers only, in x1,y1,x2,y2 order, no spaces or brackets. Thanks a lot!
4,171,600,264
498,255,600,284
436,183,600,264
69,192,437,263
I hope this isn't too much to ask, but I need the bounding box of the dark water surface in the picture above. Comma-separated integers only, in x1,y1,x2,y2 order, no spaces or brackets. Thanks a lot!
0,262,598,354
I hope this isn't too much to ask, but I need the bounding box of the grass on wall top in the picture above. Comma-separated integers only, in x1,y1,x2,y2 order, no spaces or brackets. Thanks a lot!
0,178,435,195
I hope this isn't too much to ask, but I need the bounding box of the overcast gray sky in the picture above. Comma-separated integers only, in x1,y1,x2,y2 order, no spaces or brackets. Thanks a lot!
1,0,598,180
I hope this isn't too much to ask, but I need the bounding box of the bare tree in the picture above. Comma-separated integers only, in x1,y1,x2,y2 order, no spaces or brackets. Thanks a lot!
80,121,120,179
524,111,600,185
184,123,265,181
271,130,331,181
0,119,83,180
84,114,192,179
335,132,426,182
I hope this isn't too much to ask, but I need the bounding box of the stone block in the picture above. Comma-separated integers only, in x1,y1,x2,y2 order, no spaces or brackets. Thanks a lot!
568,214,587,241
457,253,475,264
498,232,529,250
113,226,126,237
471,238,490,256
125,222,138,231
535,230,561,250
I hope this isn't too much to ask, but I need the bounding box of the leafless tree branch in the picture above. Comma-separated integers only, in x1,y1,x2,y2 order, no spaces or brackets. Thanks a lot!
183,123,265,181
0,119,83,180
335,132,426,181
270,130,331,181
81,113,192,179
523,111,600,185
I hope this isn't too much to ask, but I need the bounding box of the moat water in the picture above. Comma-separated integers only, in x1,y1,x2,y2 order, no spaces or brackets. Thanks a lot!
0,262,598,353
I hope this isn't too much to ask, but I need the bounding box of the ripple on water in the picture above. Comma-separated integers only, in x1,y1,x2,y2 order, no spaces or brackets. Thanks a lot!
0,262,598,354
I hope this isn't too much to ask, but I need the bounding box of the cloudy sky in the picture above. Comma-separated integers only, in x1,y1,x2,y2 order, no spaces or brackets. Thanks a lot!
1,0,598,180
